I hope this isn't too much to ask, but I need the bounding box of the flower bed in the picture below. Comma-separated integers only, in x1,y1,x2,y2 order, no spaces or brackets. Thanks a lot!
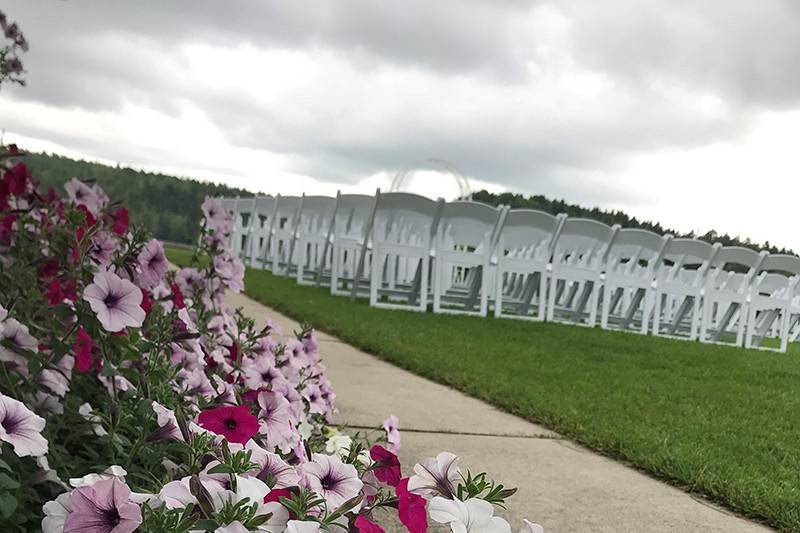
0,144,541,533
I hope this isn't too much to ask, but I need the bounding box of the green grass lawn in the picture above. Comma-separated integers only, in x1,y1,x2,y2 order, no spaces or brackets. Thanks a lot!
167,246,800,531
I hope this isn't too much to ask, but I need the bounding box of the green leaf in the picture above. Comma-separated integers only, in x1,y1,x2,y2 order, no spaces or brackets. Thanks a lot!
0,473,20,490
0,491,17,518
207,463,234,475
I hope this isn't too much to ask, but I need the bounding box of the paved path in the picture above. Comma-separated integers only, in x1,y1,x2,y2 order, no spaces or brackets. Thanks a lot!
227,291,773,533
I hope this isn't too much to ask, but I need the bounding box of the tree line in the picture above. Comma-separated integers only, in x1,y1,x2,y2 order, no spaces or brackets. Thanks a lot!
471,190,794,256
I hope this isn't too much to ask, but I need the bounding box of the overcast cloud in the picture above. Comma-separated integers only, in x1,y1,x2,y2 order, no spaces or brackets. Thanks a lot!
1,1,799,249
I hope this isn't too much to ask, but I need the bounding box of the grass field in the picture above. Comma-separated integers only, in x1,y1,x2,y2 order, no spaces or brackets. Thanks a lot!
167,246,800,531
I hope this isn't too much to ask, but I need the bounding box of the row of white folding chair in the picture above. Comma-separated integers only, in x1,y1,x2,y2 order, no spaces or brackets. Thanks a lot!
220,194,800,352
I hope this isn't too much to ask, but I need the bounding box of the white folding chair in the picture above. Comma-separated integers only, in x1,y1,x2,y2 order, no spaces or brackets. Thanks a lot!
266,195,303,276
745,254,800,352
246,196,276,269
547,218,619,327
234,197,258,262
219,196,241,252
294,195,337,285
369,192,444,312
432,201,506,316
330,192,379,297
651,239,719,340
700,247,766,347
600,229,671,335
494,210,564,321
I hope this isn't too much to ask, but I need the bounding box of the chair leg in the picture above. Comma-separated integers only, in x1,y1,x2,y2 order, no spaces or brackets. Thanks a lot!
369,250,380,307
588,283,599,328
600,283,612,329
419,255,430,312
639,290,651,335
546,276,557,322
479,263,489,317
494,265,504,318
737,303,747,347
780,309,790,353
433,258,442,313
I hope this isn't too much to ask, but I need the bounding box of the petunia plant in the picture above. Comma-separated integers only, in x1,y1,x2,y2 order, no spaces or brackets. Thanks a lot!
0,12,542,527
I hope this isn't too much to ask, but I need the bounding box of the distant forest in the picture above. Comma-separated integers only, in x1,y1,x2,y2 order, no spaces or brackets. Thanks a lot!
25,153,252,244
472,190,794,256
22,152,793,254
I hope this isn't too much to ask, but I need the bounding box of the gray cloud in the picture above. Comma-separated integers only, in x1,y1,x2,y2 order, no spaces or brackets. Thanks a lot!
0,0,796,208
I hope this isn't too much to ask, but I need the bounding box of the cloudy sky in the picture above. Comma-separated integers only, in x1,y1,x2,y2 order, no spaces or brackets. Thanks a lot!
1,1,799,249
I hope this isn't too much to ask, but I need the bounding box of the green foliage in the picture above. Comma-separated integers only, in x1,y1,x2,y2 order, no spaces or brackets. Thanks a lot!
24,152,252,244
166,246,800,531
472,189,795,255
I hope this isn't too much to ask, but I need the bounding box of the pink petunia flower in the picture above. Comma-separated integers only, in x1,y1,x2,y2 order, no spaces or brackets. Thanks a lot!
37,355,75,397
83,270,146,332
257,391,296,452
407,452,460,499
63,476,142,533
383,415,401,453
301,383,327,416
150,401,183,442
202,197,233,235
0,392,48,457
213,251,245,292
302,453,363,510
243,357,285,391
0,317,38,376
136,239,167,288
198,405,259,445
64,178,103,216
90,231,117,267
370,445,402,487
251,447,301,488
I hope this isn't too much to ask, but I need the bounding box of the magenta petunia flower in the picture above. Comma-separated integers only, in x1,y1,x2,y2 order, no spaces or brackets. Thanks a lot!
63,476,142,533
302,453,363,510
111,208,129,236
73,327,98,373
370,445,402,487
83,270,145,332
396,477,428,533
355,514,386,533
198,405,260,445
136,239,167,288
0,392,48,457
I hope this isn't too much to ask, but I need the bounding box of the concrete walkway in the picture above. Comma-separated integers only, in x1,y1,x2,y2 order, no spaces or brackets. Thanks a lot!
227,291,772,533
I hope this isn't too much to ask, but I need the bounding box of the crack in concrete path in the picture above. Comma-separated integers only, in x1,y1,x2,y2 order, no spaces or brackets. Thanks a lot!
340,423,563,440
